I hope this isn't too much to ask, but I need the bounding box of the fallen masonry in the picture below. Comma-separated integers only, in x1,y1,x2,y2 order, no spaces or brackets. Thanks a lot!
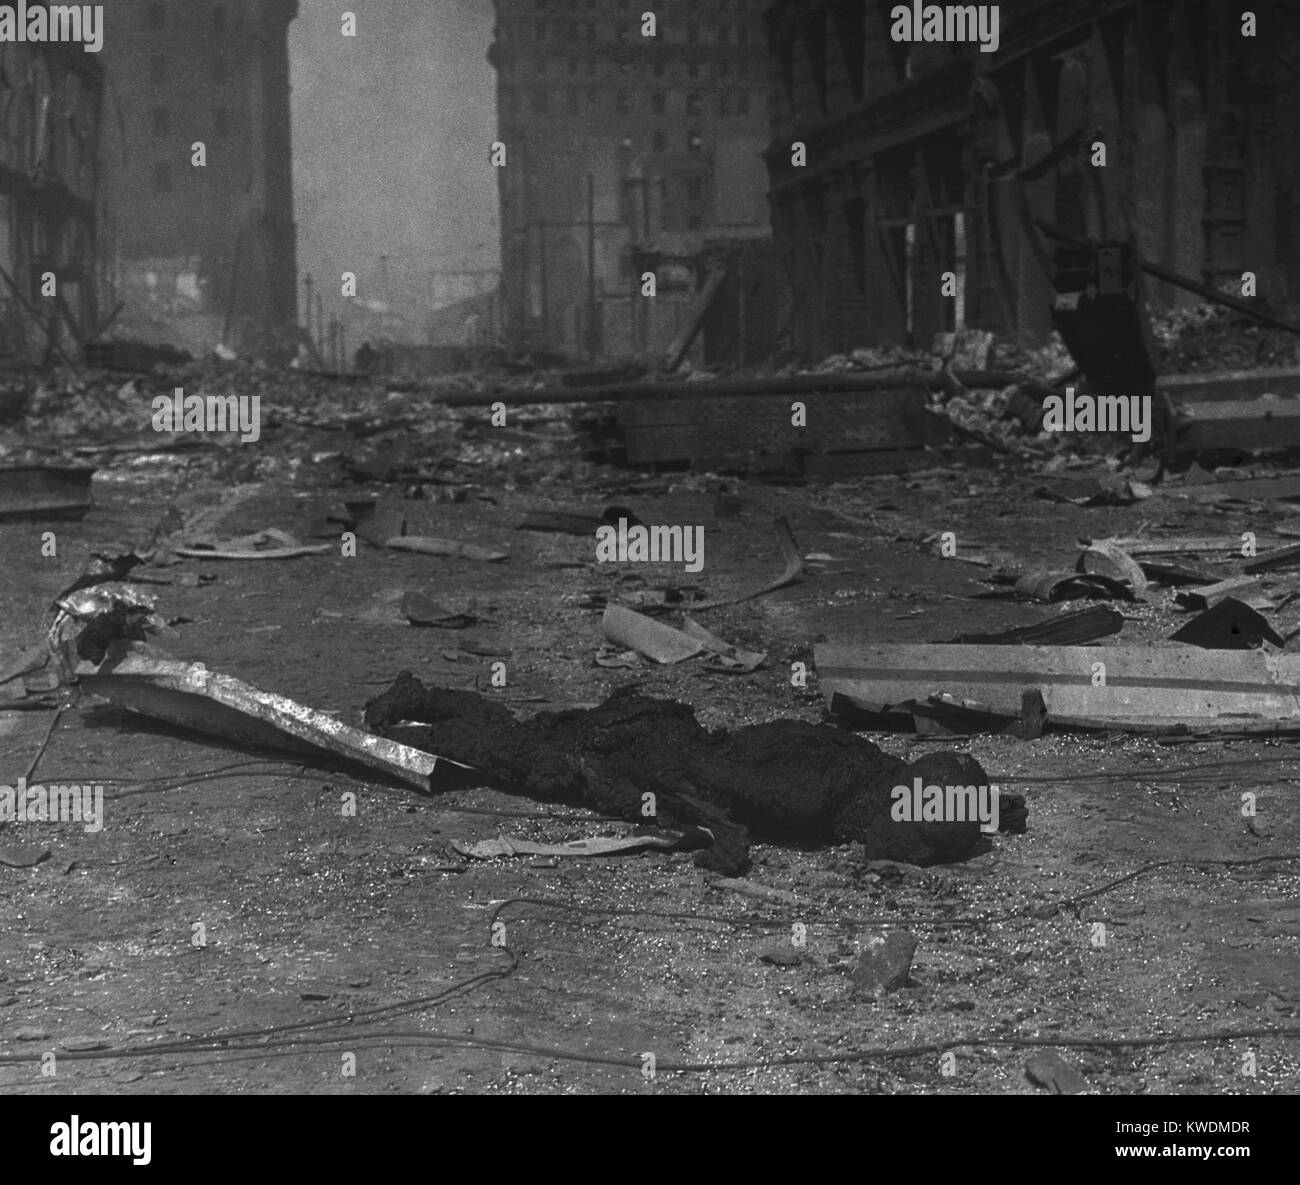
363,672,1027,875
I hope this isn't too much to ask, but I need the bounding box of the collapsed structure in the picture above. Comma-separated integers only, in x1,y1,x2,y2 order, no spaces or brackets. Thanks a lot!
765,0,1292,358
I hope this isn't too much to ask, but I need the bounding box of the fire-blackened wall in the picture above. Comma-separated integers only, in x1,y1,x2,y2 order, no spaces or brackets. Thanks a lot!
0,38,102,367
766,0,1299,359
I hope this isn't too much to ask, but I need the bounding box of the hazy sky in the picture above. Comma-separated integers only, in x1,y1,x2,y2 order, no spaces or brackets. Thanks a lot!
289,0,498,315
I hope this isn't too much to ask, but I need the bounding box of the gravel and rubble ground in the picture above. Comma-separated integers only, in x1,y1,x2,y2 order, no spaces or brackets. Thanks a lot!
1,354,1298,1095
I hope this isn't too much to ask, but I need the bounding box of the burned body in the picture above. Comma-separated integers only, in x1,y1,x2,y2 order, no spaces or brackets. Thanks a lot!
365,672,1026,875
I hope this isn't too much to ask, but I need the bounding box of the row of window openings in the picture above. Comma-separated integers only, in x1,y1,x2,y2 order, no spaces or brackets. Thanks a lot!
509,90,751,117
150,57,230,86
151,108,232,139
504,21,750,45
501,59,758,81
147,3,229,31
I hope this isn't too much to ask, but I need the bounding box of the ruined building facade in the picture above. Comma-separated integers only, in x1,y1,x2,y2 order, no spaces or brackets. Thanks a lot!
766,0,1295,359
0,34,103,366
488,0,773,360
101,0,298,355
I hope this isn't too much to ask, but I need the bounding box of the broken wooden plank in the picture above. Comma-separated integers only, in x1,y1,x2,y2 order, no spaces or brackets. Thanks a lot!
1139,559,1222,586
80,645,470,790
387,536,508,563
1244,542,1300,574
663,264,727,372
1176,576,1269,611
1184,476,1300,504
173,544,330,561
814,642,1300,733
1109,536,1244,556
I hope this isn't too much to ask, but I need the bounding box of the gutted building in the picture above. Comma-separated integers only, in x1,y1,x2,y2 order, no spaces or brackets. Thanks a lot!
765,0,1293,359
100,0,298,355
0,30,103,367
488,0,774,360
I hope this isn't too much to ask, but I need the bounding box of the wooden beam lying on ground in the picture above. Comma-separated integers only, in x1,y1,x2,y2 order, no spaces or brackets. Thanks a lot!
814,642,1300,734
435,368,1026,407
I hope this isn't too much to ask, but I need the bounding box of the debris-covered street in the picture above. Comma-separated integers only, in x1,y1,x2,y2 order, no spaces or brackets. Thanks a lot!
3,340,1299,1095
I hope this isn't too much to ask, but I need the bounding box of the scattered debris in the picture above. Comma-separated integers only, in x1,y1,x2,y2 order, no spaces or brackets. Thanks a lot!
517,506,639,535
681,617,766,673
1024,1050,1090,1095
852,930,917,994
1243,542,1300,575
1168,598,1284,650
1077,539,1148,598
451,833,684,860
1184,475,1300,504
946,605,1124,646
55,545,148,600
1036,474,1152,507
1175,577,1268,612
706,876,802,906
387,535,508,563
1012,570,1134,603
817,641,1300,734
602,604,704,664
1112,536,1242,557
1138,558,1221,587
84,338,193,372
400,592,478,628
78,643,468,791
49,583,170,680
690,516,803,611
173,528,330,561
601,605,766,670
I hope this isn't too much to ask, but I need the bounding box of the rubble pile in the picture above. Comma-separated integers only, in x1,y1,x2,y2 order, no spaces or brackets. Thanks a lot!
1152,302,1300,374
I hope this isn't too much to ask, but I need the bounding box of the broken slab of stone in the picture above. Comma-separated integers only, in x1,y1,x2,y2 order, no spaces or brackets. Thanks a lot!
853,930,917,994
363,672,1017,876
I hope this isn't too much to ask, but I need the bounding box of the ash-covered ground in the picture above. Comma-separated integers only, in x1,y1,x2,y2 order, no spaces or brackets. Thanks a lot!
1,360,1298,1094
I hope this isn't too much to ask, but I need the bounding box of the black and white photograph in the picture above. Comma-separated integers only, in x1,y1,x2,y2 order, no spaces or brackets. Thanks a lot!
0,0,1296,1139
